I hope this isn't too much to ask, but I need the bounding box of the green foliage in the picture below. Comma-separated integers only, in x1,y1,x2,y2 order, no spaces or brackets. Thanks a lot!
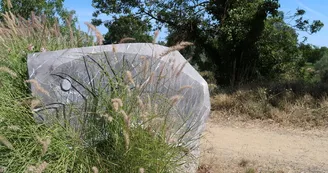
315,53,328,82
257,17,299,79
293,8,324,35
91,0,324,87
100,15,153,44
299,43,328,63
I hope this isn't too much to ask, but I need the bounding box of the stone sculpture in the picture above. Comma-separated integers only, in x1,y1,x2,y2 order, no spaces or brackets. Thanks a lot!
27,43,210,172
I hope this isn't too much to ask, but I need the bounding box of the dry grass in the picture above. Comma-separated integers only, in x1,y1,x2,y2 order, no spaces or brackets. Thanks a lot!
211,86,328,129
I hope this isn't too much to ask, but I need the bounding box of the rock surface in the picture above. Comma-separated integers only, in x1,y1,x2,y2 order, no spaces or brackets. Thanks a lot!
27,43,210,172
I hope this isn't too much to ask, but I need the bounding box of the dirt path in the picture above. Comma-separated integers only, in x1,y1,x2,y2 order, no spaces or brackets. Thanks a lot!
200,122,328,173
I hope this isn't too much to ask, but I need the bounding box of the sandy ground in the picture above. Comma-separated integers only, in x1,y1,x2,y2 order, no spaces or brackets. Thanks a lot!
199,120,328,173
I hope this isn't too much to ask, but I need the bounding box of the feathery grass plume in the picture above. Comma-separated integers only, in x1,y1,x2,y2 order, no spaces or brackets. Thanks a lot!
167,136,178,145
6,0,13,9
149,118,165,135
137,96,145,110
101,113,113,122
120,110,130,128
41,14,46,25
0,135,14,150
53,18,61,37
176,61,188,77
178,85,192,93
140,111,149,120
123,129,130,150
25,79,50,97
40,47,46,52
27,43,34,51
27,161,48,173
2,12,16,34
92,166,99,173
65,15,74,46
30,99,41,109
112,44,117,53
0,66,17,77
27,165,36,172
84,22,104,45
111,98,123,112
157,63,167,82
171,59,176,71
147,94,152,111
119,37,136,43
139,167,145,173
31,11,36,27
107,116,113,122
125,71,135,86
170,95,183,105
142,59,149,78
37,136,51,156
160,41,193,57
139,56,146,60
153,30,159,44
154,104,158,114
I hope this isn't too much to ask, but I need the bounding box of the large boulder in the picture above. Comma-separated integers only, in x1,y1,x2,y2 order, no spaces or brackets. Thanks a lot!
27,43,210,172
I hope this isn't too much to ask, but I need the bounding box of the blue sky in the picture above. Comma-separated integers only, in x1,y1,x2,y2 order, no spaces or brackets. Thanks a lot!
64,0,328,47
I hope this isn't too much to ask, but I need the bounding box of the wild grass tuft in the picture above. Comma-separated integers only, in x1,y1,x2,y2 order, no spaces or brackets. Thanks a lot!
1,11,194,173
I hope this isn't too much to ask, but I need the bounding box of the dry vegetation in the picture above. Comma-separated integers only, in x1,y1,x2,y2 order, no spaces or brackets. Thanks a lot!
211,82,328,129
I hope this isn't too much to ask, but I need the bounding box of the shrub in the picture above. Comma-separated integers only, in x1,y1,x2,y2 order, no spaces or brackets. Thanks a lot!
315,53,328,83
211,84,328,128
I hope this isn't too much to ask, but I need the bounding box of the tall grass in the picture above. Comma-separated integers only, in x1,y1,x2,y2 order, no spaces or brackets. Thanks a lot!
0,11,194,173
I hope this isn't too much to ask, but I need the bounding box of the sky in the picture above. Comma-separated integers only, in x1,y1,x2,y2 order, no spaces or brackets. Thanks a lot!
64,0,328,47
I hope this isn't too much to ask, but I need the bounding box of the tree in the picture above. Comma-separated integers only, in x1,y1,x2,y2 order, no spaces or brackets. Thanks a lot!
91,0,324,86
95,15,152,44
256,17,299,79
315,53,328,82
299,44,328,63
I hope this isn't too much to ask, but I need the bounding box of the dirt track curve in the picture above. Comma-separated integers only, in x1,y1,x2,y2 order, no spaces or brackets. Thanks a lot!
200,122,328,173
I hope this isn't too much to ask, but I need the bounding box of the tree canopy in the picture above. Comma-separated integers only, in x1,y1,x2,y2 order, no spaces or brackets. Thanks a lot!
0,0,75,24
91,0,325,86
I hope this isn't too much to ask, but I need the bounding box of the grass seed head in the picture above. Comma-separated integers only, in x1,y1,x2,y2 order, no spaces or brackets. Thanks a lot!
126,71,135,86
119,37,136,43
0,135,14,150
111,98,123,112
178,85,192,93
160,41,193,57
120,110,130,128
92,167,99,173
170,95,183,105
123,129,130,150
25,79,50,97
137,96,145,110
37,136,51,156
0,66,17,78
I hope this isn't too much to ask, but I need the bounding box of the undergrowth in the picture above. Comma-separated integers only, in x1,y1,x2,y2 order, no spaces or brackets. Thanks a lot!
211,82,328,128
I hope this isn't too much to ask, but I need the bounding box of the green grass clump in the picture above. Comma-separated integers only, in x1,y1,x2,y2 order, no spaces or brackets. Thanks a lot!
0,12,192,173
